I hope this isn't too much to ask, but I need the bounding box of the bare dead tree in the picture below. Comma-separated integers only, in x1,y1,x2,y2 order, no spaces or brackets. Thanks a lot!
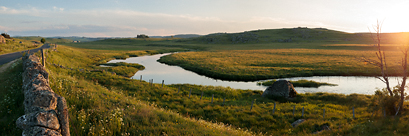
397,45,408,114
361,20,393,96
361,20,409,115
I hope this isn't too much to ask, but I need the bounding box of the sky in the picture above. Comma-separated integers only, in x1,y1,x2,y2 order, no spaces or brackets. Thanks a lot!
1,0,409,37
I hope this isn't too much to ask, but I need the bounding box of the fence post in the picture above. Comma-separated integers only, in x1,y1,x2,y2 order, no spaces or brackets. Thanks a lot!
140,75,142,81
302,107,304,117
273,102,276,114
352,107,355,119
211,94,214,104
41,48,45,67
383,107,386,117
395,106,400,116
162,80,164,88
293,105,295,116
250,99,255,111
222,97,226,106
189,89,192,98
200,91,203,100
323,108,325,119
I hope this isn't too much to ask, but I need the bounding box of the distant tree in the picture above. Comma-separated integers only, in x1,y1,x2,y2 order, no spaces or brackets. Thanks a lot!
41,38,46,43
1,33,11,39
137,34,149,38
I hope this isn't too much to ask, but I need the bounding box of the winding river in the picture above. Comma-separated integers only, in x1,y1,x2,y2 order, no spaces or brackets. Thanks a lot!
107,53,401,95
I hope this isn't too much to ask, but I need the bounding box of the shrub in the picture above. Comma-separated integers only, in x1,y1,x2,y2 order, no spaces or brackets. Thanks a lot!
1,33,11,39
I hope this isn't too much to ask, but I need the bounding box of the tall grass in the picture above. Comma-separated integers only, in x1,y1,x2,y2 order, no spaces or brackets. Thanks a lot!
0,59,24,135
258,79,337,87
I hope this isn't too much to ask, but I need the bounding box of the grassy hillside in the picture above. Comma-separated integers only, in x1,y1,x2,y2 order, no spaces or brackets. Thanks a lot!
0,38,42,55
15,36,73,43
50,36,108,42
176,28,409,45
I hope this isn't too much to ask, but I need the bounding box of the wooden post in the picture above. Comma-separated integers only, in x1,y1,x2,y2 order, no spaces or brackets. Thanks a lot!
162,80,164,88
383,107,386,117
189,89,192,98
41,48,45,67
352,107,355,119
200,91,203,100
211,94,214,104
302,107,304,117
222,97,226,106
293,105,295,116
273,102,276,114
323,109,325,119
250,99,255,111
140,75,142,81
395,106,400,116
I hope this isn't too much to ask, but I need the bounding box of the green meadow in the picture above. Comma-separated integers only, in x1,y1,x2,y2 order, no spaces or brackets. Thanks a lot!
2,28,409,135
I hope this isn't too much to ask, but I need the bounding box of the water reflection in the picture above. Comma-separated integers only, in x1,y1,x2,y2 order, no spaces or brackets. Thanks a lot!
107,53,400,95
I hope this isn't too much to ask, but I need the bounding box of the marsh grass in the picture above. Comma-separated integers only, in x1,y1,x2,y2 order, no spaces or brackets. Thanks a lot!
103,62,145,69
258,79,337,87
158,49,406,81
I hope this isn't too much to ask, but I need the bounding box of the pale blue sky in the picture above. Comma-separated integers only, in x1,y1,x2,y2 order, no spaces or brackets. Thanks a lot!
1,0,408,37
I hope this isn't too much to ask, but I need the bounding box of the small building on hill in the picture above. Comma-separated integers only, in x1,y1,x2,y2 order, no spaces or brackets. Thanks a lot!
0,35,5,44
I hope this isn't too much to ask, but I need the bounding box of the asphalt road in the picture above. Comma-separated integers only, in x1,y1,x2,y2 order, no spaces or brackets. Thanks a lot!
0,43,51,65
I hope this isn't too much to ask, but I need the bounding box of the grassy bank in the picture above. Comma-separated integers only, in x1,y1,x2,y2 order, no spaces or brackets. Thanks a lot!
158,48,405,81
257,79,337,87
20,45,407,135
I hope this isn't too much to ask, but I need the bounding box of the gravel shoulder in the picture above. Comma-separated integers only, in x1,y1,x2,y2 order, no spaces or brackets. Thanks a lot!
0,59,18,74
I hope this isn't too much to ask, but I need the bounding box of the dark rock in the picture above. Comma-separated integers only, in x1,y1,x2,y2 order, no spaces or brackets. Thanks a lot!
291,119,305,127
261,80,297,98
312,124,331,134
16,110,60,130
23,126,62,136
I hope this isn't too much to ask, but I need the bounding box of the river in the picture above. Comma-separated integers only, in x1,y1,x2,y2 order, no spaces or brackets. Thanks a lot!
107,53,401,95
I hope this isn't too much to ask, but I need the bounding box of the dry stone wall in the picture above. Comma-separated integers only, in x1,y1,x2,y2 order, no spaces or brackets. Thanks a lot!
16,54,70,136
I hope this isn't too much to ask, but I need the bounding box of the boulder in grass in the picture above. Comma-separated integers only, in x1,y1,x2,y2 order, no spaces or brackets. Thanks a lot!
261,80,297,99
291,119,306,128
